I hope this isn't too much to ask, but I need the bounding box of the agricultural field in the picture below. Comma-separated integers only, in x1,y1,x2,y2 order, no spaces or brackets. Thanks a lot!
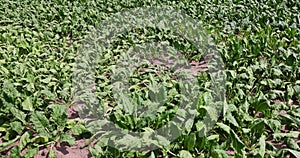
0,0,299,157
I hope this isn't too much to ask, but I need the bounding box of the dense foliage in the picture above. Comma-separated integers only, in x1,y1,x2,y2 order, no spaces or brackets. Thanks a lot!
0,0,299,157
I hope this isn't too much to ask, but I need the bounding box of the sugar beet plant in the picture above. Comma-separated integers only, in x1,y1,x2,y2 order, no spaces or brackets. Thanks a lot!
0,0,300,158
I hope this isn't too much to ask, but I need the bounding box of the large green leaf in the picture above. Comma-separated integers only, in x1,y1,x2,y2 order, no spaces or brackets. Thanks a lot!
21,97,34,112
30,111,51,137
18,131,30,151
230,130,245,158
179,150,193,158
258,135,266,158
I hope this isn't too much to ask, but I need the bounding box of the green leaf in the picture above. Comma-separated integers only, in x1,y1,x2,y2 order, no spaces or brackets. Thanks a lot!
10,121,24,134
207,134,219,141
230,130,245,157
10,107,26,124
280,113,300,125
226,113,239,127
283,149,300,158
0,127,6,132
252,99,270,117
266,119,281,132
72,124,87,135
31,136,49,144
286,54,296,66
0,136,20,152
217,123,230,134
273,131,300,140
213,149,232,158
250,119,265,136
184,133,196,151
179,150,193,158
48,148,57,158
0,65,9,75
286,138,300,150
41,89,56,99
48,104,67,127
258,135,265,157
8,146,21,158
195,121,205,132
23,145,39,158
30,111,51,137
271,68,282,76
60,133,75,146
149,151,156,158
22,97,34,111
19,131,30,150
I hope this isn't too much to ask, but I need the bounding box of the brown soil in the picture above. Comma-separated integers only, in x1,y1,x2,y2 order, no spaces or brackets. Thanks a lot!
34,139,94,158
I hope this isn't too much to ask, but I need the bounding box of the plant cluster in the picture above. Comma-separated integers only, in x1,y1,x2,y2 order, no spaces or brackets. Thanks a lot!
0,0,299,157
